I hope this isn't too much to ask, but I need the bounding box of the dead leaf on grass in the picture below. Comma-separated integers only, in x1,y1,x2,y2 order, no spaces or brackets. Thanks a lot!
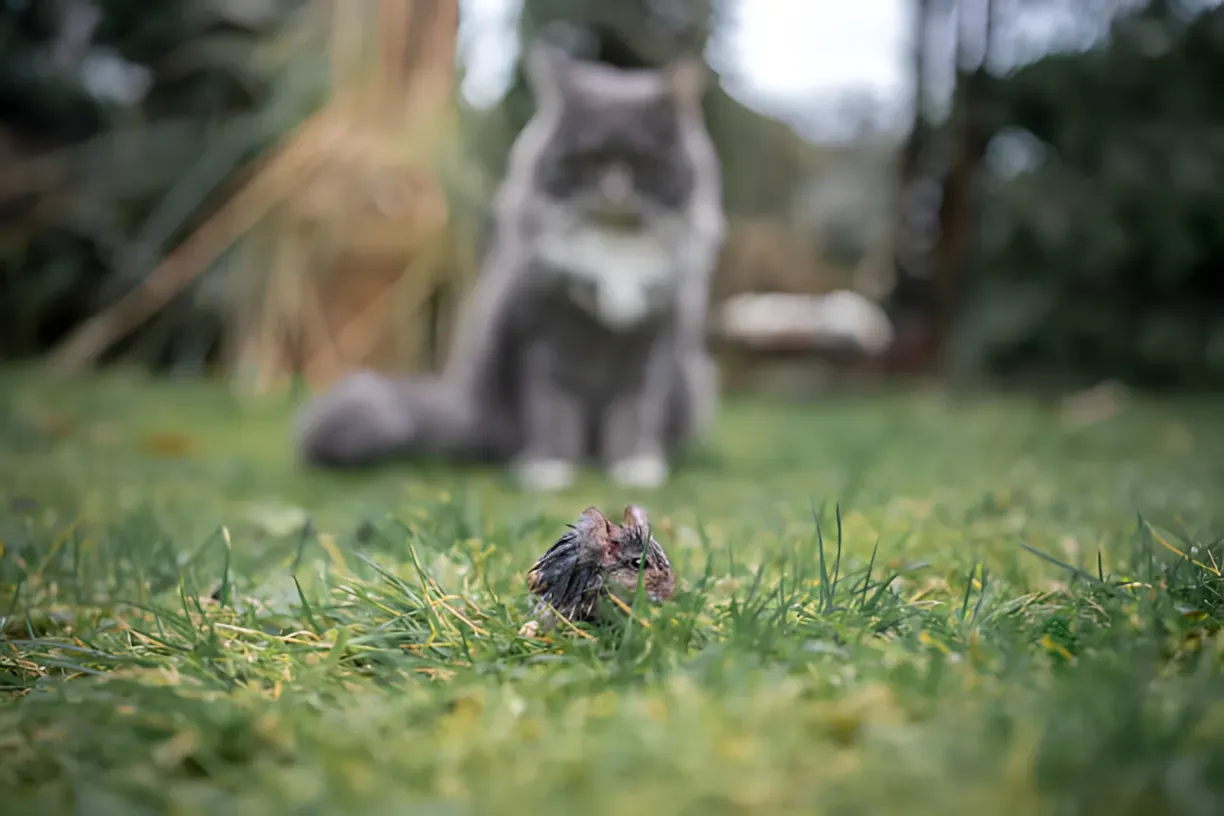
138,431,199,458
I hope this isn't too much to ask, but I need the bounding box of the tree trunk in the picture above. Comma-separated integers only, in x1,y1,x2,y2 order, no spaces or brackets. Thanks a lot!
883,0,995,376
928,0,994,367
880,0,940,375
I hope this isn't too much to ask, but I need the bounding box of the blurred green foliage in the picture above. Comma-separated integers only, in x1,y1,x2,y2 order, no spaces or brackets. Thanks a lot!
0,0,322,365
955,2,1224,388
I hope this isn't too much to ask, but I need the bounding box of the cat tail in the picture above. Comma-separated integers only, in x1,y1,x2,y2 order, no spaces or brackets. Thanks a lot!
716,291,894,358
293,370,513,468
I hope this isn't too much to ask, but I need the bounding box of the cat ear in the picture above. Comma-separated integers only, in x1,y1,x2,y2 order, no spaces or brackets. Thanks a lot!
525,39,572,107
665,54,707,109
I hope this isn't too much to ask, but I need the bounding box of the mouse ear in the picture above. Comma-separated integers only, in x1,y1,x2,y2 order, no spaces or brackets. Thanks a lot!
578,506,615,539
579,506,609,526
622,504,650,532
576,506,620,560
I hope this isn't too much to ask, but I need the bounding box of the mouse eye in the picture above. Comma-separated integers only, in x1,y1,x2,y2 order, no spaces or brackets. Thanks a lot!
630,557,646,570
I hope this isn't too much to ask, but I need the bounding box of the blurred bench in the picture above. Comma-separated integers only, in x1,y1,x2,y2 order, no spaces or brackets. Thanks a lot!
711,291,896,394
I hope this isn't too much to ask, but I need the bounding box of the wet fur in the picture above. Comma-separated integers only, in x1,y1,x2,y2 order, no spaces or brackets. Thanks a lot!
294,43,725,485
526,505,674,629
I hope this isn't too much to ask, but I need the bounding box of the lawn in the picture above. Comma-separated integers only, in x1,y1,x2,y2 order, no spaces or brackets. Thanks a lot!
1,366,1223,815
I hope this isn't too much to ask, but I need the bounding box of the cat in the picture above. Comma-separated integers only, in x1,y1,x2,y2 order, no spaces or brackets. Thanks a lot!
294,41,726,492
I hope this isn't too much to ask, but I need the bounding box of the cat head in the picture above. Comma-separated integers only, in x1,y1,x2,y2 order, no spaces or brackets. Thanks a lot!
524,42,708,229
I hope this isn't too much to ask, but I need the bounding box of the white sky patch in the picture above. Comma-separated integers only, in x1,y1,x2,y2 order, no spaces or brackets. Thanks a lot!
455,0,1223,137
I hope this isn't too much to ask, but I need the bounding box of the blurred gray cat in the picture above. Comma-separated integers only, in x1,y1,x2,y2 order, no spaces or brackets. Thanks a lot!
294,42,726,491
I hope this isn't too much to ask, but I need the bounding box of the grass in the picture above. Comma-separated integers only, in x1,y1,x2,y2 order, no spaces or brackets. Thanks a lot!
1,365,1223,815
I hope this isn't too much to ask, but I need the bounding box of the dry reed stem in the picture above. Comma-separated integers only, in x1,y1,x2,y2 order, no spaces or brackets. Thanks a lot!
49,109,342,372
50,0,459,377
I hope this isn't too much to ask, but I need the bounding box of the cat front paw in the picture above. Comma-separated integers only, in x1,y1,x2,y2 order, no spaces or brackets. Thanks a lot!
608,453,670,489
513,457,577,492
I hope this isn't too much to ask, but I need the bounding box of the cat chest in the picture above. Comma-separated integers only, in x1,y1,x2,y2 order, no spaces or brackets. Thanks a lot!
534,227,678,331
